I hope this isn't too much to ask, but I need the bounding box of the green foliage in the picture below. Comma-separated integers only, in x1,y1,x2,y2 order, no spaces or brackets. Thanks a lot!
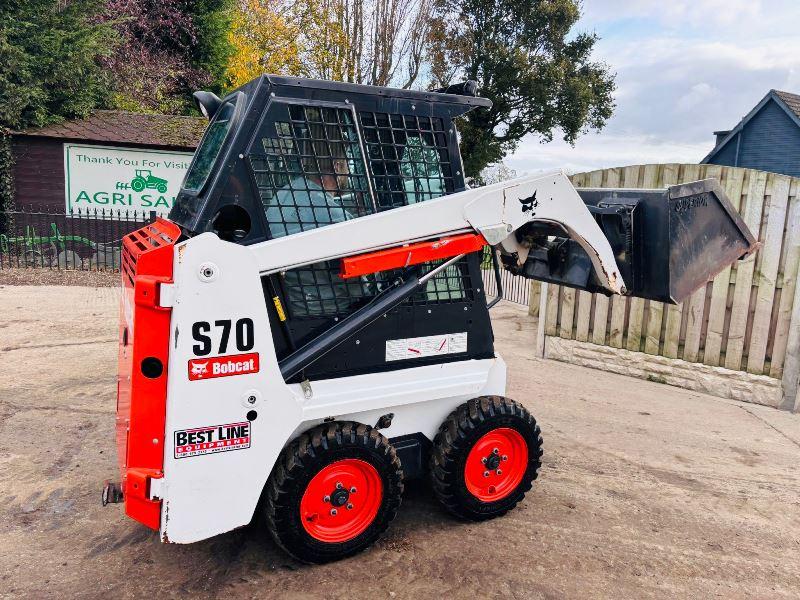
186,0,236,95
429,0,615,180
0,130,13,210
0,0,117,210
101,0,235,114
0,0,117,131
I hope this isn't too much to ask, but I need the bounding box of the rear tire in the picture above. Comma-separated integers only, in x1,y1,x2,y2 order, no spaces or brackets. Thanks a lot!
430,396,542,521
264,421,403,563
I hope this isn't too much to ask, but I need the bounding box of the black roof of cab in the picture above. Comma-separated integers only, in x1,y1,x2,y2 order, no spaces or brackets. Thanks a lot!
261,75,493,111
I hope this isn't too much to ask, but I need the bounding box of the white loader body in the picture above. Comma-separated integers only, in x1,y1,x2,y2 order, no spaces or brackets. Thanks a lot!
153,170,617,543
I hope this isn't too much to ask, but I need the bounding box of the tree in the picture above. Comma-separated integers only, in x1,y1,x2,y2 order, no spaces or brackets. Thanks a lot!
225,0,304,88
0,0,116,130
186,0,237,96
294,0,433,87
0,0,117,208
480,161,517,185
226,0,433,90
428,0,615,179
101,0,234,114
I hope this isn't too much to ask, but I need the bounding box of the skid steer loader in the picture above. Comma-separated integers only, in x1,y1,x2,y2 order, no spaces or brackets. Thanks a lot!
105,75,757,563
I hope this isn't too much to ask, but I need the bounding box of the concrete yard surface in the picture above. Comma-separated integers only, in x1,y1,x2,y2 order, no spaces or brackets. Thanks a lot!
1,285,799,599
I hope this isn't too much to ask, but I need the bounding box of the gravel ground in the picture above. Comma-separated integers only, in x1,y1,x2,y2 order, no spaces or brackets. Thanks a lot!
1,286,799,599
0,268,118,287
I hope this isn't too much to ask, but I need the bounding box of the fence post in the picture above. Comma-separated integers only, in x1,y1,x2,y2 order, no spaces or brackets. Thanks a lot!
781,254,800,411
528,281,540,317
536,282,548,358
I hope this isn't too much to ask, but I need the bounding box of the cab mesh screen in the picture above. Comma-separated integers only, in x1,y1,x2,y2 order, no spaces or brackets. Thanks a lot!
277,257,473,319
250,102,466,319
250,103,374,239
358,112,454,210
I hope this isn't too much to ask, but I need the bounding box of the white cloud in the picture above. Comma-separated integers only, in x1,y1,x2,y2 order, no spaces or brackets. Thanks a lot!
506,132,711,176
676,83,716,112
504,4,800,174
583,0,766,30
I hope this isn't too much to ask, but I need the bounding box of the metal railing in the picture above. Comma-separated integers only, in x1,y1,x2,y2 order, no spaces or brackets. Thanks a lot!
0,207,534,306
480,247,531,306
481,267,531,306
0,207,155,271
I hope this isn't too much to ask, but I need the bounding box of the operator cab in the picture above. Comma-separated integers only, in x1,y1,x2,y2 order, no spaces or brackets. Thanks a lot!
170,76,496,382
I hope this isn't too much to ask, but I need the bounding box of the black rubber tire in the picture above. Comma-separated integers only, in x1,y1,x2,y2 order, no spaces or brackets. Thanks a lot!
430,396,543,521
263,421,403,564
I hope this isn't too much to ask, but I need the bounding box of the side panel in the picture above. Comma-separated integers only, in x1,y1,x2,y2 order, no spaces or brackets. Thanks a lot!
160,234,303,543
291,355,507,443
158,233,507,544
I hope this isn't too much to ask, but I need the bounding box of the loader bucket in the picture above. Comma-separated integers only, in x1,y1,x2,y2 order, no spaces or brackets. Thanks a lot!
507,179,758,304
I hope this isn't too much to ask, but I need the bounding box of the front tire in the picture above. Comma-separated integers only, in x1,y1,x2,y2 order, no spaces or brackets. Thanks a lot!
264,422,403,563
430,396,543,521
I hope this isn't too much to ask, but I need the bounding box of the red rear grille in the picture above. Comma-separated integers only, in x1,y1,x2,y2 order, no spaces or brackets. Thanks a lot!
117,217,181,531
121,219,181,287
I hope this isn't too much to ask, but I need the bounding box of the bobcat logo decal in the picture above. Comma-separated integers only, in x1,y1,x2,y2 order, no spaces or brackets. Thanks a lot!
191,362,209,378
519,191,538,214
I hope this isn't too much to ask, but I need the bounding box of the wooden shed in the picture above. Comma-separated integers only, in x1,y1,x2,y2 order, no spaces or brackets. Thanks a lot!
702,90,800,178
9,110,205,213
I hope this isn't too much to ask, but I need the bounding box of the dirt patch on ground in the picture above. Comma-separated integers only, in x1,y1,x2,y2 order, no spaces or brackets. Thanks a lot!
1,287,799,599
0,268,118,287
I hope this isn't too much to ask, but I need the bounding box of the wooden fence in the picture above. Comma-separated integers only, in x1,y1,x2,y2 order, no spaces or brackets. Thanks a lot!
538,164,800,411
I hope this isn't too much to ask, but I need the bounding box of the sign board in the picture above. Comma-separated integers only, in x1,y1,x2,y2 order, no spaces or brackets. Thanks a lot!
64,144,193,216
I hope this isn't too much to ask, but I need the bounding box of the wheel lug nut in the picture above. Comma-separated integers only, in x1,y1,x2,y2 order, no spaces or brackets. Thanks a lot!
496,469,502,475
336,482,343,489
481,457,487,464
347,503,353,510
323,495,331,502
502,455,508,461
492,448,499,455
330,508,338,516
483,471,490,477
350,486,357,493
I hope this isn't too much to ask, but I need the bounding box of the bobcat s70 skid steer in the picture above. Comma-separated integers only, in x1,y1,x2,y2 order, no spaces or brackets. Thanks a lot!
105,75,757,563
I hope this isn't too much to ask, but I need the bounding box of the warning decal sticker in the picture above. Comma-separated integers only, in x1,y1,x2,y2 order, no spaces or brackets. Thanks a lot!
174,422,251,459
385,332,468,362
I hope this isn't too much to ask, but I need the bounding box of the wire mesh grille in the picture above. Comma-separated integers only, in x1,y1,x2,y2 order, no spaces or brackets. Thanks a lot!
250,103,375,239
249,101,466,319
358,111,454,210
280,257,473,319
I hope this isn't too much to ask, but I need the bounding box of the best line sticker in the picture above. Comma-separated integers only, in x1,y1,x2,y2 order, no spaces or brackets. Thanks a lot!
174,422,251,459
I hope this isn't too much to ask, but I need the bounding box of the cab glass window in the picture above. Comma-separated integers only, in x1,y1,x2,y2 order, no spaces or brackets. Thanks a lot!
183,100,237,192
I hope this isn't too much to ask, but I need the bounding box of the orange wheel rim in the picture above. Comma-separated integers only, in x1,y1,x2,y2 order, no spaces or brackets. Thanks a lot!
464,428,528,502
300,459,383,543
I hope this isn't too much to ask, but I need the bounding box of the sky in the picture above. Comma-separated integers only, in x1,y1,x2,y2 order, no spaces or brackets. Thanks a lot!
505,0,800,176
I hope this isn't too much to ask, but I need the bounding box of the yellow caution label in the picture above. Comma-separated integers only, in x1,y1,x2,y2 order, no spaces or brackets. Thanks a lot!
273,296,286,322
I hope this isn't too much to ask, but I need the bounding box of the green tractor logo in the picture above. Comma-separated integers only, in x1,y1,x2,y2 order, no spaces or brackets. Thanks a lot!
130,169,168,194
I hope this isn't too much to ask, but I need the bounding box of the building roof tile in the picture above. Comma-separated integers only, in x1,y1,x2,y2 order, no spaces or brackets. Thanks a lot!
14,110,206,149
774,90,800,119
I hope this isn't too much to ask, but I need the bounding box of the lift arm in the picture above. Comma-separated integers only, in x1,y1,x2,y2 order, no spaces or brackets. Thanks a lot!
245,170,626,294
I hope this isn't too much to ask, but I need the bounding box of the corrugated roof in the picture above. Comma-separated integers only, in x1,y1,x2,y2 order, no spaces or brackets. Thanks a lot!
774,90,800,119
14,110,206,149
